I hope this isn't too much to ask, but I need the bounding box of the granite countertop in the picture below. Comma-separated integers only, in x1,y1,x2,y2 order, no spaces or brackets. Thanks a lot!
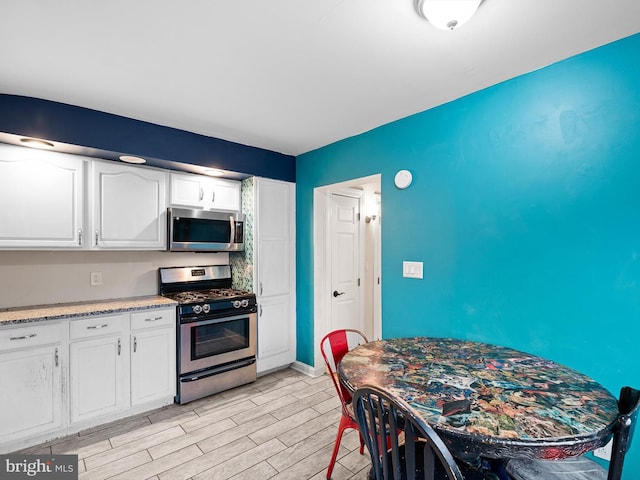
0,296,178,326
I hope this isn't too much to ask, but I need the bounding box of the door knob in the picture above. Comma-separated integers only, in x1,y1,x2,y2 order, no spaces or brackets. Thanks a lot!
333,290,345,297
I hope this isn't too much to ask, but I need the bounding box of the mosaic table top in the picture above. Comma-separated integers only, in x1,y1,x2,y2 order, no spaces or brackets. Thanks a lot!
338,337,618,460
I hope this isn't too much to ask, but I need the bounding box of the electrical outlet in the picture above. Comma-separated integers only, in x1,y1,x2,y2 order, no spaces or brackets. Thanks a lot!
593,439,612,460
90,271,103,286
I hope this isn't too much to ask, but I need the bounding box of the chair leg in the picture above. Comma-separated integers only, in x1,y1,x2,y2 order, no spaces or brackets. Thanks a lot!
326,414,353,479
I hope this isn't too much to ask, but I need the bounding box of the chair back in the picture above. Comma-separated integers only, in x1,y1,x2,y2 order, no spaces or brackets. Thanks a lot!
353,384,465,480
608,386,640,480
320,329,368,417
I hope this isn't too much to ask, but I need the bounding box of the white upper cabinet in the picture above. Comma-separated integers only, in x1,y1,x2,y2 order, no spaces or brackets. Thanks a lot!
169,172,240,212
255,179,293,297
0,143,85,248
91,161,167,249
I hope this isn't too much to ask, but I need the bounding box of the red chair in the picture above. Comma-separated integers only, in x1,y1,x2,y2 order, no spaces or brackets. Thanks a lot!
320,329,369,479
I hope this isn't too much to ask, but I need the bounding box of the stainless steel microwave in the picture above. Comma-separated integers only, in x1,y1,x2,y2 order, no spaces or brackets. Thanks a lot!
167,207,244,252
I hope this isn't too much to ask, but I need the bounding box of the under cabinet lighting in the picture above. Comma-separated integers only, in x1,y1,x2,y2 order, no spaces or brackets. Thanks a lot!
203,168,225,177
119,155,147,164
20,137,54,149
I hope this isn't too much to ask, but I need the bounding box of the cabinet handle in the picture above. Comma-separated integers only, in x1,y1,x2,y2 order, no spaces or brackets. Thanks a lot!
145,316,163,322
117,338,121,356
259,282,263,296
87,324,109,330
9,333,37,341
133,336,137,353
78,228,83,246
55,347,59,367
259,304,263,317
95,230,99,246
199,187,204,201
211,191,216,203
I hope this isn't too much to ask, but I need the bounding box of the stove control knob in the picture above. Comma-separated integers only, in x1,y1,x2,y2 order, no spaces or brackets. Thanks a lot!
202,304,211,313
233,300,241,308
193,305,202,314
241,299,249,308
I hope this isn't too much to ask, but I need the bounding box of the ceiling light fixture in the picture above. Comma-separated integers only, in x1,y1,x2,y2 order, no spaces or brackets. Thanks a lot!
203,168,225,177
415,0,482,31
119,155,147,164
20,137,55,149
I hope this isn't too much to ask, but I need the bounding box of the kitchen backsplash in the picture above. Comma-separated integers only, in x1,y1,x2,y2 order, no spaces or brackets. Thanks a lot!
0,250,229,309
230,176,254,292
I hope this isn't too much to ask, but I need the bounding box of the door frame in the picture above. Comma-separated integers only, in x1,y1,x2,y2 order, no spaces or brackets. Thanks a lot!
311,174,381,375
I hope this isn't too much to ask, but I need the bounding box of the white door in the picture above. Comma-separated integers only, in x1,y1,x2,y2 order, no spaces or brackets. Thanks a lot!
329,193,362,332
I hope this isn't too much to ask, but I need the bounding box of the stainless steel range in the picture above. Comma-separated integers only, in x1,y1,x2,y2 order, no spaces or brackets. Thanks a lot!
159,265,257,404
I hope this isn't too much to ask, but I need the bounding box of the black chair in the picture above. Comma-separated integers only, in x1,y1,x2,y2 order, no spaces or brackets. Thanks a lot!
352,384,465,480
505,386,640,480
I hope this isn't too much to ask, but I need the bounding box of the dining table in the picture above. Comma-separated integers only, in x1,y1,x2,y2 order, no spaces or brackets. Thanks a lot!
337,337,618,465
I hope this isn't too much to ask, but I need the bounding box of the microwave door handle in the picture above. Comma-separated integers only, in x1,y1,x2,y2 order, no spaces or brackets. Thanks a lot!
229,215,235,244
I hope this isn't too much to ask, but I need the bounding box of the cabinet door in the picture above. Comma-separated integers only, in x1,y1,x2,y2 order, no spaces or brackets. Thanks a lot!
257,295,296,373
0,344,64,442
209,178,241,211
255,179,294,296
0,144,85,248
69,335,128,424
169,173,240,212
254,178,296,374
92,161,167,249
130,327,175,405
169,172,207,208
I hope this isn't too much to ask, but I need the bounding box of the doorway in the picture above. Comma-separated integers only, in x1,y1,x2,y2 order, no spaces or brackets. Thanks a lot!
312,174,381,374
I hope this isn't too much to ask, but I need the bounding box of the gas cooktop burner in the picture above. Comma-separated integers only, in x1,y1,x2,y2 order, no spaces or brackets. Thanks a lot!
164,288,253,304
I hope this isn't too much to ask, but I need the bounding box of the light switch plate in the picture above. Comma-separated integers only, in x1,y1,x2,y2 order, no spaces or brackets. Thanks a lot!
403,261,423,279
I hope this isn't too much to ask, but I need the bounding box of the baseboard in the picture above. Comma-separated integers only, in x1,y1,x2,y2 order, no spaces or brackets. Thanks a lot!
291,360,325,377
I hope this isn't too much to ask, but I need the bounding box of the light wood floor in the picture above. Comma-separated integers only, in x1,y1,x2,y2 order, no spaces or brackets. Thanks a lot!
17,368,371,480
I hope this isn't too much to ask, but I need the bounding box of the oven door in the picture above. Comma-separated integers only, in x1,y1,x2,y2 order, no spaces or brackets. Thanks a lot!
179,311,257,374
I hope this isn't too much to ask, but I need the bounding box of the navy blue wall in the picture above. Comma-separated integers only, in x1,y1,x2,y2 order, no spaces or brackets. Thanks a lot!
0,94,295,181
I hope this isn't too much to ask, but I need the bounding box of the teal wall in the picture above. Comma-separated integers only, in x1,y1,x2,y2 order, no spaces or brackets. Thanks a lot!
296,33,640,476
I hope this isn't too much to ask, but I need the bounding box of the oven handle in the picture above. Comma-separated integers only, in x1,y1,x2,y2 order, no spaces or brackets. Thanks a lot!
181,357,256,382
180,310,257,326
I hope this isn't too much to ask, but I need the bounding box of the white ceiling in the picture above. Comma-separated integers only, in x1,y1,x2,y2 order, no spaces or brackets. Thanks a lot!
1,0,639,156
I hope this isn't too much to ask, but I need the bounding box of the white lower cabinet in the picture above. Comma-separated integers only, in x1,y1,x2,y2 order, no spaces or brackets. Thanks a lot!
130,309,175,406
69,314,129,424
0,322,65,446
0,306,176,453
257,295,295,372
